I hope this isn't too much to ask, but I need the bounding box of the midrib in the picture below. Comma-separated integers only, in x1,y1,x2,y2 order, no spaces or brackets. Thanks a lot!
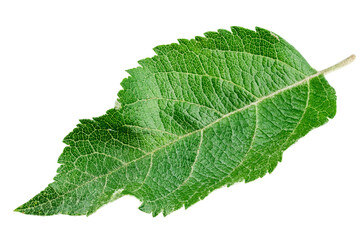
23,69,319,212
111,68,324,168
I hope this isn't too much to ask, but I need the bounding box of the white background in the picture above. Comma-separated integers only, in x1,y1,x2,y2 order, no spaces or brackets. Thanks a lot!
0,0,359,239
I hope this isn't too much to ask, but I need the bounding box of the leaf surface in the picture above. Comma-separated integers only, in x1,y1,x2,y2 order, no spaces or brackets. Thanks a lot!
16,27,336,216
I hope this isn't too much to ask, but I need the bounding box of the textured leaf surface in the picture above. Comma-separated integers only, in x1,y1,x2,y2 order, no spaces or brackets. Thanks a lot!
16,27,336,216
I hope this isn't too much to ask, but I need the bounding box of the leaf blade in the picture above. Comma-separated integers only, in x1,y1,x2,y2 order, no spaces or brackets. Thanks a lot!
16,27,336,216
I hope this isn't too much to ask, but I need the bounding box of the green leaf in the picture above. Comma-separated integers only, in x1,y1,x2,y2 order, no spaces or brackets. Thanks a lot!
16,26,347,216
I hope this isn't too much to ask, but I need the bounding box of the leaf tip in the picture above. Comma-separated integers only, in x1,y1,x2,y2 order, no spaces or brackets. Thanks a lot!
13,206,23,214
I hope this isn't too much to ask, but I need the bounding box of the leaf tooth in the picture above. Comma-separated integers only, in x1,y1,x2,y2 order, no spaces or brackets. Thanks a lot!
194,35,206,42
217,28,232,36
230,26,255,36
177,38,190,45
78,119,95,125
143,55,159,64
255,26,281,43
203,30,220,39
153,42,179,55
125,66,143,77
